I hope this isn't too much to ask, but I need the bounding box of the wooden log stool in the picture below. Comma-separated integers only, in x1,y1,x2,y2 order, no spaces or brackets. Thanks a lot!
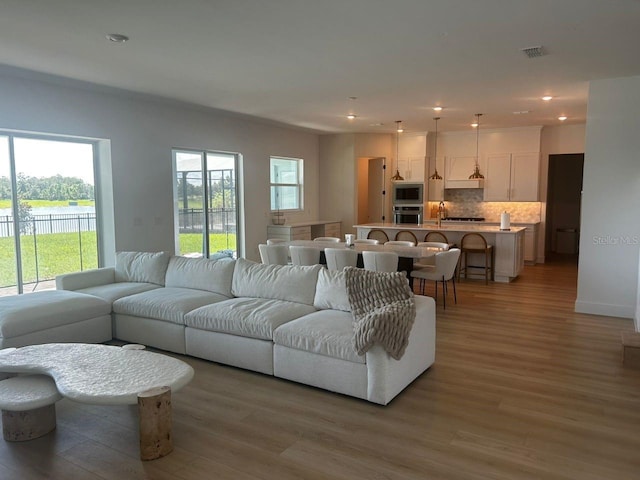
0,374,62,441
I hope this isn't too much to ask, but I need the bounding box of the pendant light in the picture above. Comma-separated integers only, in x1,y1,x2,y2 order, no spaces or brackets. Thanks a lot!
429,117,443,180
391,120,405,181
469,113,484,179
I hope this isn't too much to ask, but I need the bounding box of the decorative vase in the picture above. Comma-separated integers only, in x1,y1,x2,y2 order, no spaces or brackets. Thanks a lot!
272,211,286,225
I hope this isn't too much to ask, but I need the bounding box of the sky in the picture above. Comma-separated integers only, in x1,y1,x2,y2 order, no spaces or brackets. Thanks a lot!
0,136,95,184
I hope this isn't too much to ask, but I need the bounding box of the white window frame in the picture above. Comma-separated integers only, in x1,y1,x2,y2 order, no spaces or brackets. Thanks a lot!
270,156,303,212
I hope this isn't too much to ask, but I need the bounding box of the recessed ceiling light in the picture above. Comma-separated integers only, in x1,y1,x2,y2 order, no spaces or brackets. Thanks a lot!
558,115,567,121
513,110,530,115
471,122,478,128
542,95,553,101
369,123,384,127
347,114,356,120
106,33,129,43
433,106,443,112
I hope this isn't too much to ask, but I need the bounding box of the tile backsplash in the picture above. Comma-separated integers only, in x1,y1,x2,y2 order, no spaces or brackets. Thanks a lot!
428,189,542,223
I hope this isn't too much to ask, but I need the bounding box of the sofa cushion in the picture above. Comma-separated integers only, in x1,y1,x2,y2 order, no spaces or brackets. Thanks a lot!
231,258,321,306
313,268,350,312
115,251,170,286
113,287,229,325
0,290,111,339
165,256,235,297
76,282,161,304
273,310,364,364
185,297,317,340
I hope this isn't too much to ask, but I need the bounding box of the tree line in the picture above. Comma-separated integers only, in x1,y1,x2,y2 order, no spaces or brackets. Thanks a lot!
0,174,94,201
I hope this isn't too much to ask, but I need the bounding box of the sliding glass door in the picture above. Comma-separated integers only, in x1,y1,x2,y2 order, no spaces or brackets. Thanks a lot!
173,149,239,258
0,133,98,295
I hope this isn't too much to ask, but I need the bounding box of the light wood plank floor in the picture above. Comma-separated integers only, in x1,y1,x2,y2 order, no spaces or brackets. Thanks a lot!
1,256,639,479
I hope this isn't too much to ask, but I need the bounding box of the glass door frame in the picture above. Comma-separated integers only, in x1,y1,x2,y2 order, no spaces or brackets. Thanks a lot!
1,130,101,294
172,148,242,259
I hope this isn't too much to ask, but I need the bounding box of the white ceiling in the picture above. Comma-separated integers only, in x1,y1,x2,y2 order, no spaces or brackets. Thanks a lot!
1,0,640,134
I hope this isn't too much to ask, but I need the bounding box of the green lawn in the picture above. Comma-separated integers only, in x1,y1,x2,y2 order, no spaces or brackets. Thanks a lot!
0,199,95,209
179,233,237,255
0,231,98,287
1,232,237,288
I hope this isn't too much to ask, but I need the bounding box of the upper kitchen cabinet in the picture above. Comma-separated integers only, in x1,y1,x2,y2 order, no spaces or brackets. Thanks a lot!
444,156,484,189
396,156,425,182
396,132,427,182
484,152,540,201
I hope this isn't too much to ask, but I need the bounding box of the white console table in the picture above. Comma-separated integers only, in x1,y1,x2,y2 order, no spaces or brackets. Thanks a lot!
267,220,341,241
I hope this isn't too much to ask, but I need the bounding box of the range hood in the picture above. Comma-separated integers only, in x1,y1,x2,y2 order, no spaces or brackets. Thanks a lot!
444,179,484,189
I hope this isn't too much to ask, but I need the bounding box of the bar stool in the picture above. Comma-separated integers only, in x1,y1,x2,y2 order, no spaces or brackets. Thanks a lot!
424,231,449,243
367,229,389,243
394,230,418,244
458,233,493,284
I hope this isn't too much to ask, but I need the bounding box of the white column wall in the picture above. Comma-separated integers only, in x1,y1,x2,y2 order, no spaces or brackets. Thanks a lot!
576,75,640,319
0,68,320,263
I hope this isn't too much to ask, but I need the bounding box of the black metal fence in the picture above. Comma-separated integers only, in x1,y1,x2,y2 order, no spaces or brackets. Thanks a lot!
1,208,237,238
0,213,97,237
178,208,237,234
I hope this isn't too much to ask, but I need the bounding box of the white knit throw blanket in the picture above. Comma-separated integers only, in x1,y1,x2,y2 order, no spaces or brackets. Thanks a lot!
344,267,416,360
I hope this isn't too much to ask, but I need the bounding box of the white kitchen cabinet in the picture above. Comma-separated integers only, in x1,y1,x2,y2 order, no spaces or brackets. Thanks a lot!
513,223,538,264
444,156,485,188
484,152,539,201
427,156,445,201
396,156,425,182
267,220,341,241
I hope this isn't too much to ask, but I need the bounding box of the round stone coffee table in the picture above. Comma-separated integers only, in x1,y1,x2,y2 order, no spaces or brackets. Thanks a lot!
0,343,194,460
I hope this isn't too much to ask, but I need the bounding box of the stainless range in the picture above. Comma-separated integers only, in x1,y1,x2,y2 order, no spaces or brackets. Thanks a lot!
442,217,486,222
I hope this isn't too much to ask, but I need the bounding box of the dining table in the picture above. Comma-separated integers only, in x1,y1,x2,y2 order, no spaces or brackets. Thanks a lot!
283,240,443,287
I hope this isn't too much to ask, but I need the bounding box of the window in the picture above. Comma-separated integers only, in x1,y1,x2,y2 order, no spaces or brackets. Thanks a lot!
270,156,303,211
173,149,240,258
0,132,99,295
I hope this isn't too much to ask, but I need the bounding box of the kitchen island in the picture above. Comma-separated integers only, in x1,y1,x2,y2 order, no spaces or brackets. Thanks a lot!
354,223,526,282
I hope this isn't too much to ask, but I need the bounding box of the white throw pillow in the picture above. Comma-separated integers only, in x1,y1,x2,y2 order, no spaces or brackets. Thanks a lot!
114,251,171,285
313,268,351,312
165,256,235,297
231,258,321,306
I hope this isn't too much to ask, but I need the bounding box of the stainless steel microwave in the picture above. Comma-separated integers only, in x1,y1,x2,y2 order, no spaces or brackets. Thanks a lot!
392,182,424,205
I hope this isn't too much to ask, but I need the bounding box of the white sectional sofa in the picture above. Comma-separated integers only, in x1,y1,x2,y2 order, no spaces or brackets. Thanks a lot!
55,251,436,405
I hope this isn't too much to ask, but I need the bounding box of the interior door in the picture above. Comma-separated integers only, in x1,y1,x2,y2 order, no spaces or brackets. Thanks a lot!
367,157,385,223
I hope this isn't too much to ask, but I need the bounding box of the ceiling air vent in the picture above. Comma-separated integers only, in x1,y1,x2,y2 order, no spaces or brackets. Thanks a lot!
521,46,546,58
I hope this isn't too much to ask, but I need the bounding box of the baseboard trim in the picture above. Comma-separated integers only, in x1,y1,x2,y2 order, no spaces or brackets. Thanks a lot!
574,300,635,319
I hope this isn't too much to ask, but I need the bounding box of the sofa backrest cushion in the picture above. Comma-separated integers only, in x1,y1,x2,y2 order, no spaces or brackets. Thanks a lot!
115,251,171,286
313,268,350,312
232,258,321,306
165,256,235,297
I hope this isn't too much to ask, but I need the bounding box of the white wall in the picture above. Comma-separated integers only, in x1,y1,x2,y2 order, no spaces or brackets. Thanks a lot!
319,133,392,234
576,75,640,319
0,68,320,263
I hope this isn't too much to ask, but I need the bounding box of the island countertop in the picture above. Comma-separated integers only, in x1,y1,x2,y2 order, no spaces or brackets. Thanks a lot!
354,223,526,282
354,222,526,234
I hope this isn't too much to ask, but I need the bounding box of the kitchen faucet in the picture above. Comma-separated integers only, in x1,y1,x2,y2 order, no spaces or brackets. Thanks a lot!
437,201,445,227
